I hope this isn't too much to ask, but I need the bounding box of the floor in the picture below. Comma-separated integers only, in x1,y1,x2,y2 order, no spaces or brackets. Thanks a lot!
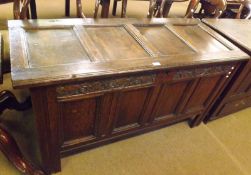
1,106,251,175
1,1,251,175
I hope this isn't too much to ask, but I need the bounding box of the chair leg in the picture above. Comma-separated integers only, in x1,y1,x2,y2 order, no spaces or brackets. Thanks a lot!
156,0,167,17
76,0,85,18
65,0,70,16
184,0,200,18
112,0,118,16
30,0,37,19
162,0,173,17
94,0,100,18
0,126,46,175
121,0,127,17
26,8,30,19
0,91,32,114
101,0,111,18
148,0,157,18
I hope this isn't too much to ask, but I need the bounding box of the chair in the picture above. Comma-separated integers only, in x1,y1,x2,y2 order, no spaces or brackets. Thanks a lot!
111,0,174,18
0,91,41,175
156,0,189,17
222,0,251,19
0,81,45,175
0,0,37,19
185,0,227,18
65,0,85,18
242,0,251,18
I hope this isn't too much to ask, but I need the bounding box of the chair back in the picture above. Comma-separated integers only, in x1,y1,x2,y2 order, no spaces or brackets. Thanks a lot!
185,0,227,18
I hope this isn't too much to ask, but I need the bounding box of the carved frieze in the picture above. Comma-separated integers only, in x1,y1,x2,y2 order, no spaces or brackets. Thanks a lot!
57,74,156,98
173,65,233,80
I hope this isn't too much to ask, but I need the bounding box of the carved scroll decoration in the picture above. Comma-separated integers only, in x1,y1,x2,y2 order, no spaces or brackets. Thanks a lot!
57,74,156,98
173,65,233,80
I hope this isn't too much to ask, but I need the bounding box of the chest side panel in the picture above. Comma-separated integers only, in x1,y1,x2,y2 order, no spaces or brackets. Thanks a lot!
231,62,251,95
202,19,251,120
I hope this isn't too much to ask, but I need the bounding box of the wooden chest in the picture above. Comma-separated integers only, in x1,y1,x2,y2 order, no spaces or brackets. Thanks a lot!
202,19,251,121
8,18,248,174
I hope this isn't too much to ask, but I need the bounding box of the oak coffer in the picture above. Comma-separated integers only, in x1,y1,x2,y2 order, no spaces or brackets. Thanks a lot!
8,18,248,174
202,19,251,121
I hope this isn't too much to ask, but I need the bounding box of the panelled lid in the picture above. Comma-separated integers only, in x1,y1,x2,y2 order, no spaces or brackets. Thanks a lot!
202,19,251,54
8,18,249,88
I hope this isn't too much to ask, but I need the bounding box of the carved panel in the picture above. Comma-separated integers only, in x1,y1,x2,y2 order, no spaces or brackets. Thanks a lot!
173,65,233,80
153,82,189,120
57,74,156,98
184,75,222,114
113,88,150,132
61,98,98,142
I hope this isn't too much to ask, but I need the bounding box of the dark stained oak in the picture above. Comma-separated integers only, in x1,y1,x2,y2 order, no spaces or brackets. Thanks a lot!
8,18,249,174
0,33,2,83
202,19,251,121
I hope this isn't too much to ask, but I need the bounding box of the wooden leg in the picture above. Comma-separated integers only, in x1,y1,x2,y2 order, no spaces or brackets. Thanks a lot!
162,0,173,17
30,0,37,19
76,0,85,18
155,0,167,17
65,0,70,17
0,126,46,175
112,0,118,16
26,8,30,19
94,0,100,18
184,0,200,18
30,87,61,174
148,0,157,18
13,0,33,19
101,0,110,18
121,0,127,17
189,117,201,128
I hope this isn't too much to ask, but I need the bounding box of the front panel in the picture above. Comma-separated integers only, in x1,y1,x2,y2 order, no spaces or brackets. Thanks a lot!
184,76,223,114
113,88,150,132
152,81,191,121
61,97,99,143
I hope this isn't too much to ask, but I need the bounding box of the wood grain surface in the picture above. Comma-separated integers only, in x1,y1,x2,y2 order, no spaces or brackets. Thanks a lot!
8,18,250,174
202,19,251,121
